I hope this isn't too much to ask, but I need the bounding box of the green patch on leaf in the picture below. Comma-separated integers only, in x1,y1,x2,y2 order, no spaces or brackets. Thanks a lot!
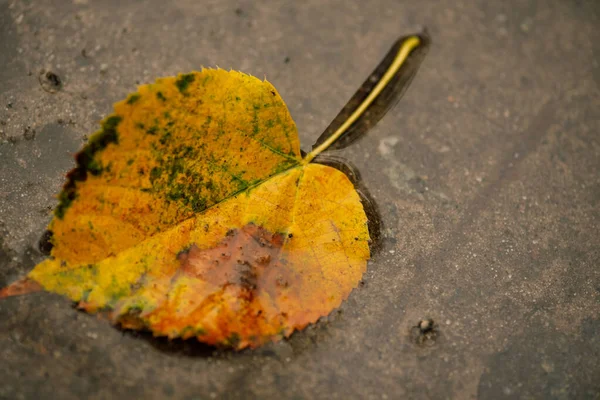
127,94,141,105
55,116,122,219
175,73,195,94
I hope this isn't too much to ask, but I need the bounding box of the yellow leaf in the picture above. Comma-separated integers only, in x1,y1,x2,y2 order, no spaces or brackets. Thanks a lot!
51,69,300,267
1,35,428,349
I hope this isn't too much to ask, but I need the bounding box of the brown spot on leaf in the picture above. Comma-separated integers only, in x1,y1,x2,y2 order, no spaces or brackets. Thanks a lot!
138,223,309,348
177,224,287,301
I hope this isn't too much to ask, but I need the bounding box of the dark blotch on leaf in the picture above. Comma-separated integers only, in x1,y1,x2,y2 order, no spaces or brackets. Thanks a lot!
175,73,195,94
55,116,122,219
150,167,162,182
227,332,241,347
127,93,141,104
190,198,207,212
176,244,194,259
39,230,54,255
159,131,172,145
86,159,103,176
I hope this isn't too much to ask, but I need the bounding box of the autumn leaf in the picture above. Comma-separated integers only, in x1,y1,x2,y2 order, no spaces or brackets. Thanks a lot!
1,34,428,349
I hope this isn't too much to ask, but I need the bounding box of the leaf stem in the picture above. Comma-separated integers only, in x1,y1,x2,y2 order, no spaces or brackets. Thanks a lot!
303,35,422,164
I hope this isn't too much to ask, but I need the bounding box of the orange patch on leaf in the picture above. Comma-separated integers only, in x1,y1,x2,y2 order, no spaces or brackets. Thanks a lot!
0,278,43,298
134,224,297,348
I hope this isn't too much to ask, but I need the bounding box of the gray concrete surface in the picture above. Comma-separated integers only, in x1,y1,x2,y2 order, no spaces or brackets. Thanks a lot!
1,0,599,398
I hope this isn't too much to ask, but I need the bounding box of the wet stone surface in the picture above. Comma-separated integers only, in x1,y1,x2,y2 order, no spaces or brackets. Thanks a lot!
0,0,599,399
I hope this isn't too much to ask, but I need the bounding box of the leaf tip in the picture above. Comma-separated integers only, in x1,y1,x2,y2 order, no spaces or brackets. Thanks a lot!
0,278,43,299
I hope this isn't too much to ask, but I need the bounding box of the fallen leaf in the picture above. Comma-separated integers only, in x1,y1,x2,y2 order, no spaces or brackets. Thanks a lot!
1,34,428,349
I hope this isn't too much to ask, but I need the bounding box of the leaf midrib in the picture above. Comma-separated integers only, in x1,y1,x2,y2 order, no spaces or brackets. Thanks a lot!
47,158,310,275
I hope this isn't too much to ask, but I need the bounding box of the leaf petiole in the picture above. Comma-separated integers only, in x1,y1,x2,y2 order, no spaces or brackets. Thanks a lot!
303,35,422,164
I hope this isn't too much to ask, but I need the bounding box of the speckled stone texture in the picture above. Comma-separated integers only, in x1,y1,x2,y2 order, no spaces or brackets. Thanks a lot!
1,0,599,399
